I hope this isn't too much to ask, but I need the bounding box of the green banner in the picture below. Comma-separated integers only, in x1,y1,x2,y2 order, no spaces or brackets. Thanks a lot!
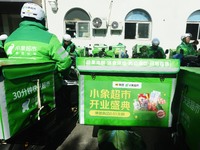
76,57,180,74
79,74,176,127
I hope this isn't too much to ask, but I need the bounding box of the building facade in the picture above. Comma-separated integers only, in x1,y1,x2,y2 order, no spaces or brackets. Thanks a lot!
0,0,200,56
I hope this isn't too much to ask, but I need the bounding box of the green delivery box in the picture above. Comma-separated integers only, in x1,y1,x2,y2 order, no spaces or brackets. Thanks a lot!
0,59,56,140
176,67,200,150
112,43,126,57
92,44,108,56
76,58,180,127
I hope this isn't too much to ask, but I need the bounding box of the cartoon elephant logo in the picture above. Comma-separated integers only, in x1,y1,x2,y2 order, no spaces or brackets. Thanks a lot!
22,99,30,113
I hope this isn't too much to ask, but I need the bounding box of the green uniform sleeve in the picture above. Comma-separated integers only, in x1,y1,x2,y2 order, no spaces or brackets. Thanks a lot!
147,46,166,58
176,42,197,56
159,47,166,58
0,41,3,48
49,35,72,72
176,44,184,55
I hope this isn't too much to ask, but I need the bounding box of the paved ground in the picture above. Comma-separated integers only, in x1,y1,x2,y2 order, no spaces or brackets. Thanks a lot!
56,123,177,150
57,123,99,150
1,116,181,150
133,127,175,150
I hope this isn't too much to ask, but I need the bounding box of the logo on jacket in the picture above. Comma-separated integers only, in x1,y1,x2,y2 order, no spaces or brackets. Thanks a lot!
7,44,15,55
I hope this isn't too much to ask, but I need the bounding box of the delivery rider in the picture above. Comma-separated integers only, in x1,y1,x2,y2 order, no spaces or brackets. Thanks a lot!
4,2,72,120
62,34,78,57
176,33,196,56
4,2,72,73
148,38,166,58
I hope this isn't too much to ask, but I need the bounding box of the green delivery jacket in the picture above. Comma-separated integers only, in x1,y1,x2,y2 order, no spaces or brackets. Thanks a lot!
62,40,78,57
105,49,115,58
147,46,166,58
176,41,196,56
0,40,3,48
4,21,72,72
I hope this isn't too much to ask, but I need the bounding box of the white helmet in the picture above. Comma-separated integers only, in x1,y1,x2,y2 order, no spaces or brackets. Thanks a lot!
63,34,72,41
152,38,160,46
21,3,45,21
181,33,192,40
0,34,8,41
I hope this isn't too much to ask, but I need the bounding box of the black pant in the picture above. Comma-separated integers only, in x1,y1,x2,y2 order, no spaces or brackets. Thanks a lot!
64,85,78,107
55,86,69,120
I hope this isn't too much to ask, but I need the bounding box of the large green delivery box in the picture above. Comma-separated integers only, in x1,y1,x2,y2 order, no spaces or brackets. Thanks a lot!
76,58,180,127
175,67,200,150
0,59,56,140
112,43,126,57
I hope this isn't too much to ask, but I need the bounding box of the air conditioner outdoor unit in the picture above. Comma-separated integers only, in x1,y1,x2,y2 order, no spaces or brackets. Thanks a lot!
111,21,123,30
92,17,107,29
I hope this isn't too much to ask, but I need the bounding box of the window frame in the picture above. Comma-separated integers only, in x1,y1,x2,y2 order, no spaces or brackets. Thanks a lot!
65,20,91,38
64,8,91,39
76,21,90,38
186,10,200,40
125,21,151,40
124,9,152,40
186,22,200,40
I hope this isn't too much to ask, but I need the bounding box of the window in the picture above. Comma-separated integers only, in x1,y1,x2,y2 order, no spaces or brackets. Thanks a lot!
124,9,151,39
64,8,90,38
186,10,200,40
0,2,26,34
